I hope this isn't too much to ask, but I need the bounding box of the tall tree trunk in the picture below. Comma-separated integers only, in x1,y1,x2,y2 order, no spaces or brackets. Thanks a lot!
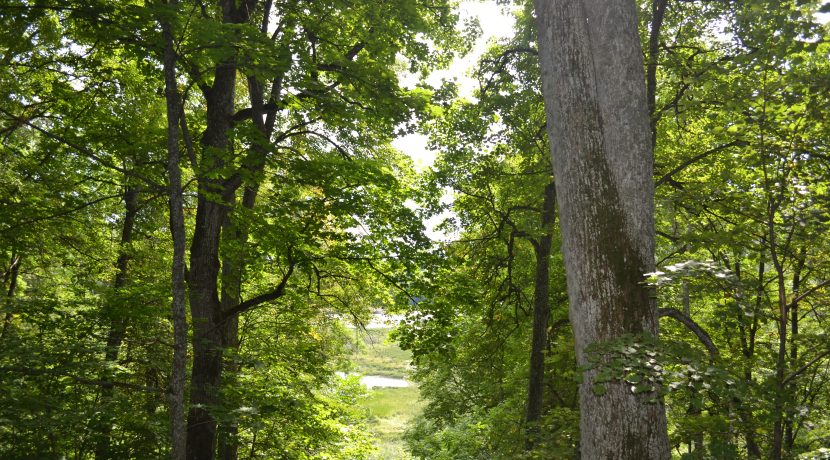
216,186,258,460
534,0,670,458
769,203,788,460
95,185,139,460
186,3,257,457
732,258,763,458
646,0,669,150
785,248,805,451
216,14,280,452
1,252,21,341
525,181,556,448
161,6,188,459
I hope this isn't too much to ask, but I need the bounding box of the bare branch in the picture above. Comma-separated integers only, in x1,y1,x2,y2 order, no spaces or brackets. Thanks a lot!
656,139,748,187
783,349,830,385
221,258,295,320
658,307,719,359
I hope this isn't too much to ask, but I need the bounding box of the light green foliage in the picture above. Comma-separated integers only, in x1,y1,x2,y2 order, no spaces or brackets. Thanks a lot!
395,4,579,458
364,387,423,460
0,0,469,458
2,0,830,457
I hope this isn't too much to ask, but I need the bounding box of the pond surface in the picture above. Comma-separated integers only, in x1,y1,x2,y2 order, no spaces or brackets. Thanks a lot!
336,372,410,388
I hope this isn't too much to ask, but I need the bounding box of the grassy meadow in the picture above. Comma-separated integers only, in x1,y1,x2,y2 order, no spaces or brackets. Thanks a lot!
348,327,423,459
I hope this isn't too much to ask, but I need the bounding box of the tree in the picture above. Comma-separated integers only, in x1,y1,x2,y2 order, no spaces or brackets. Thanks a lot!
534,0,671,457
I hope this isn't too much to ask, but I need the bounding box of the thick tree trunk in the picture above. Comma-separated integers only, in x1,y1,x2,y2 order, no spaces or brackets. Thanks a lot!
95,185,139,460
187,197,228,460
185,3,257,457
525,181,556,447
216,186,258,460
534,0,670,458
161,8,188,460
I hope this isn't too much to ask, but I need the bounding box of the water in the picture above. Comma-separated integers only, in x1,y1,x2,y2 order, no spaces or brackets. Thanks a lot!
336,372,410,388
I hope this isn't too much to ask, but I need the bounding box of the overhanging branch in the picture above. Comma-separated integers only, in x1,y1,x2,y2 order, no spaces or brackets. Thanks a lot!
658,307,719,359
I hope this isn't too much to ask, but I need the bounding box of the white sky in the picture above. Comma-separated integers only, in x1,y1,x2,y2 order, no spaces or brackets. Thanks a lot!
396,2,830,241
394,1,517,241
394,2,517,173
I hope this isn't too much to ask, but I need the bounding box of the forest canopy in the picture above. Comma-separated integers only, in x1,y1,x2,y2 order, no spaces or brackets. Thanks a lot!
1,0,829,459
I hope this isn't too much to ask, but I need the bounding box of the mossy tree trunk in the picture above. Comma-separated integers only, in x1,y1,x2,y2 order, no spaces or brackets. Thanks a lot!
534,0,670,457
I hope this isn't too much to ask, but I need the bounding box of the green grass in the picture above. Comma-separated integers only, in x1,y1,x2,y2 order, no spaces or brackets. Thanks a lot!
345,327,423,459
349,328,413,379
364,387,423,460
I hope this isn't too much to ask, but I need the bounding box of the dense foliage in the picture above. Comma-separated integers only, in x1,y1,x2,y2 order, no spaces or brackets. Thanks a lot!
1,0,829,459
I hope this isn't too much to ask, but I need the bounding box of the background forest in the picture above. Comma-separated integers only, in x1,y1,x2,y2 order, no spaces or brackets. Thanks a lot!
1,0,829,459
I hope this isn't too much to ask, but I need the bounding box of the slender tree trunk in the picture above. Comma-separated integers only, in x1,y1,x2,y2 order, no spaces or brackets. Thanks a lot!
646,0,669,150
161,7,188,459
1,253,21,341
769,204,788,460
525,181,555,448
95,185,139,460
785,248,805,451
534,1,670,458
731,258,763,458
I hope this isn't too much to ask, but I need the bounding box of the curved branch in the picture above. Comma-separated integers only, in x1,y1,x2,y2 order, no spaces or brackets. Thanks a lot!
788,279,830,309
656,139,747,187
658,307,719,359
221,260,295,321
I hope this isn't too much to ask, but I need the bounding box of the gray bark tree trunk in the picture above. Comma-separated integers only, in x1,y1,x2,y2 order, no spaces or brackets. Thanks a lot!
161,6,188,459
533,0,670,458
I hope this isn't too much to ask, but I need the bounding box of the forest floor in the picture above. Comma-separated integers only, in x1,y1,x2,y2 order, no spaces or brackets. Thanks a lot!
347,327,423,459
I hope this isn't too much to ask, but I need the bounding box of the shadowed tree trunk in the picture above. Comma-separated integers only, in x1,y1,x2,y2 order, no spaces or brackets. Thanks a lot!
785,248,806,451
216,8,281,456
525,181,556,447
534,0,671,457
183,3,258,458
94,185,139,460
1,252,21,341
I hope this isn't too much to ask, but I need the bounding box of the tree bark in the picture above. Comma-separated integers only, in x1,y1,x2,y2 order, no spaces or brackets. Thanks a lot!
525,181,555,447
646,0,669,150
534,0,670,458
785,248,805,451
769,203,788,460
185,3,257,458
0,253,21,341
161,6,188,459
95,185,139,460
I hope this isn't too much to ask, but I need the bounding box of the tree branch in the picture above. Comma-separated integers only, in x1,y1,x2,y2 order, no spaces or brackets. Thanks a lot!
0,366,160,393
221,259,295,320
656,139,747,187
0,107,163,190
658,307,719,359
788,279,830,309
783,348,830,385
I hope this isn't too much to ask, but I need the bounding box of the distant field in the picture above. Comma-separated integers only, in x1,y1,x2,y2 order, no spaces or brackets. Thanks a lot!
347,327,423,459
365,387,423,460
349,328,413,379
